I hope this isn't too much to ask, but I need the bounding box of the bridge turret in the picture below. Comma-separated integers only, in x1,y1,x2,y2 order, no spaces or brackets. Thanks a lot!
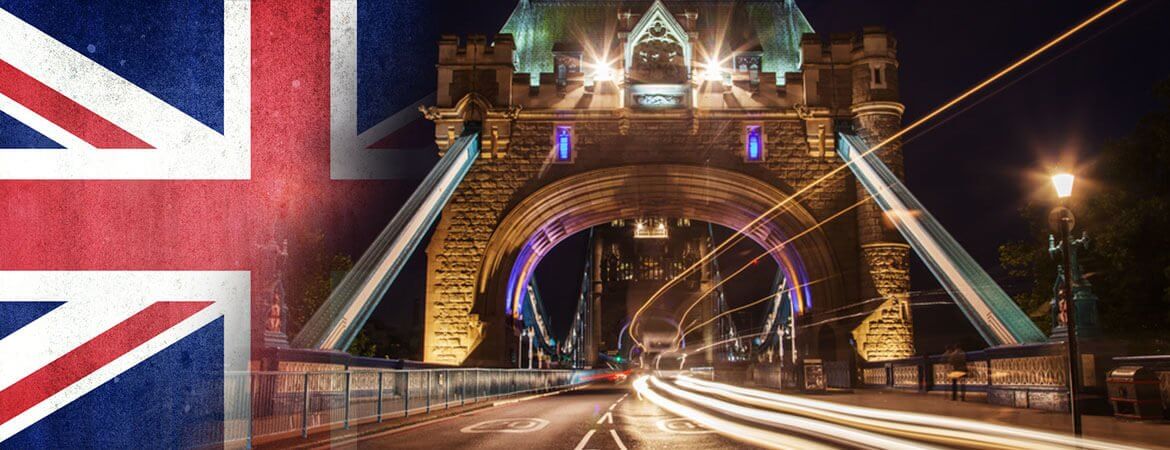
794,32,854,109
436,34,514,108
847,27,915,362
431,34,516,158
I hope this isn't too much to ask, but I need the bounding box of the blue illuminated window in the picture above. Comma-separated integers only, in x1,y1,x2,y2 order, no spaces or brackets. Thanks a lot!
555,125,573,162
745,125,763,161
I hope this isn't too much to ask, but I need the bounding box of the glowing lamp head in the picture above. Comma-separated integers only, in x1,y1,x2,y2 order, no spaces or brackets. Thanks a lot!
1051,173,1075,198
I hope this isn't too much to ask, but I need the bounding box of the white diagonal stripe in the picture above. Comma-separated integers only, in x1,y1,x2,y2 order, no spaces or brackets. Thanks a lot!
0,2,250,179
329,0,436,180
0,92,92,150
0,7,221,150
0,305,221,442
0,271,250,444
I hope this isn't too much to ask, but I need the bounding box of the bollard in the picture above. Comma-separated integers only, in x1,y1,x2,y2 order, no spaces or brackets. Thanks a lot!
247,373,255,450
404,371,410,417
343,372,351,429
376,371,384,423
301,372,310,438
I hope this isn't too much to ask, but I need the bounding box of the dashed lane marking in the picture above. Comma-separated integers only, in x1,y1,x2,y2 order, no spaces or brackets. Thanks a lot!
609,429,628,450
573,429,596,450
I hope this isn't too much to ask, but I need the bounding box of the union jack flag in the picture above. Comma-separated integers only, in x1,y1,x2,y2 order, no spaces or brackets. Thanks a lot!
0,0,465,446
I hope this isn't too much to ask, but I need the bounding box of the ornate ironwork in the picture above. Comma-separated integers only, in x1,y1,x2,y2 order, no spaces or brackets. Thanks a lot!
933,360,989,386
893,364,919,387
991,355,1066,387
863,367,888,386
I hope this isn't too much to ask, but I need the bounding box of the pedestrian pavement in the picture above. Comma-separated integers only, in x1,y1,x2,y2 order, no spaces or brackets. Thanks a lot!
811,389,1169,449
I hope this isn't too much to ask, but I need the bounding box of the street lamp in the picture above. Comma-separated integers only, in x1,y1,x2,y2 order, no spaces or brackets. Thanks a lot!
527,327,535,369
1052,173,1075,198
1050,172,1082,436
518,328,528,369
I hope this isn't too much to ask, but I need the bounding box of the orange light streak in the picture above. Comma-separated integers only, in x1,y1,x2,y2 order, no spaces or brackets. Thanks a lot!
629,0,1129,349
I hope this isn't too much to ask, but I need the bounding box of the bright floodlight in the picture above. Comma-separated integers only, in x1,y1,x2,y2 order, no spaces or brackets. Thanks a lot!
701,59,724,81
592,61,614,82
1052,173,1075,198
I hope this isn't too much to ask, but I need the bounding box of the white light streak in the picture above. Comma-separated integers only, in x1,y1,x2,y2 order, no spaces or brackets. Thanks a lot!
650,377,937,450
677,377,1142,450
632,376,834,450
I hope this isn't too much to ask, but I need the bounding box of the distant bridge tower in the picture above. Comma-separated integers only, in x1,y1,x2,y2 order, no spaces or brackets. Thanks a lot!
593,219,722,364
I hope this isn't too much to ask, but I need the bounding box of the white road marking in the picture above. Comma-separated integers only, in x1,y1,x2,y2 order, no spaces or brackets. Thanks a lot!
656,418,713,435
573,429,596,450
609,429,628,450
597,411,614,425
458,418,549,434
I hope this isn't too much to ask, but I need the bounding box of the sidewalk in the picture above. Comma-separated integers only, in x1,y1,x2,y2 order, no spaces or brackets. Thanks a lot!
812,389,1169,449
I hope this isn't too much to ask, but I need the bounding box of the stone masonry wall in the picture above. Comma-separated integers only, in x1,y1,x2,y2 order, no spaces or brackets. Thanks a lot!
852,105,915,361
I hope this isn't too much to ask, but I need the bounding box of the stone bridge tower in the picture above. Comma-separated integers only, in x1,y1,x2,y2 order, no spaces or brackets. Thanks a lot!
421,0,914,366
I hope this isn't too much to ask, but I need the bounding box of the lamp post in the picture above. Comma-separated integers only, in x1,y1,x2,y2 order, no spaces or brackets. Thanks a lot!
1050,172,1083,436
527,327,535,369
518,329,527,369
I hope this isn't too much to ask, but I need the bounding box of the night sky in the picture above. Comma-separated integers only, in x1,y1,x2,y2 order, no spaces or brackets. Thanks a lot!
372,0,1170,352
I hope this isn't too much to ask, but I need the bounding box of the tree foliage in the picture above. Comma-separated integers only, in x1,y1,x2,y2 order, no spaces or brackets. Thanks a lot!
287,231,355,338
1000,79,1170,353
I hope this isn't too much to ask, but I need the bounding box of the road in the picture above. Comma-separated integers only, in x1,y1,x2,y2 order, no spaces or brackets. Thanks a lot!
332,376,1148,450
337,380,747,449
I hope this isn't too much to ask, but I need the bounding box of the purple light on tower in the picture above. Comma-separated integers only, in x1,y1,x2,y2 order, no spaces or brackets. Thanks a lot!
745,125,763,161
555,125,572,161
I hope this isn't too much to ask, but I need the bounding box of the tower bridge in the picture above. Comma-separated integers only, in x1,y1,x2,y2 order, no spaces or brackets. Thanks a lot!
419,0,914,366
294,0,1043,369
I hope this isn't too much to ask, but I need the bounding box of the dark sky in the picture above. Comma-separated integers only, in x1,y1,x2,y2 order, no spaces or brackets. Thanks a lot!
373,0,1170,349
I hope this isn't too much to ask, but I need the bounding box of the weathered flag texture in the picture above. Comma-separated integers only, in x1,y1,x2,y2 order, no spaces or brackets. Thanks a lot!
0,0,465,446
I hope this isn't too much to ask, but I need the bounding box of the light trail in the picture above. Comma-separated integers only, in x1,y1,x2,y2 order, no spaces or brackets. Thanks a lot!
679,331,769,358
628,0,1130,349
678,276,834,346
676,377,1143,450
631,376,834,450
675,378,1039,450
647,377,940,450
673,193,881,347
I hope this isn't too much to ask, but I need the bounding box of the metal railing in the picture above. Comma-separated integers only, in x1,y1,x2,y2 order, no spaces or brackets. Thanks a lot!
750,361,852,390
856,343,1095,412
225,368,600,446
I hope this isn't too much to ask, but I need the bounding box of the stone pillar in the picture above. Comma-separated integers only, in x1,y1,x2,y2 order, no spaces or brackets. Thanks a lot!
423,33,518,365
849,27,915,361
590,235,604,367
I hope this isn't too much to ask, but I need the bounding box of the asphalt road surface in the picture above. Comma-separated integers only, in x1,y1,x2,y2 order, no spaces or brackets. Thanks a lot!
330,376,1148,450
341,380,751,449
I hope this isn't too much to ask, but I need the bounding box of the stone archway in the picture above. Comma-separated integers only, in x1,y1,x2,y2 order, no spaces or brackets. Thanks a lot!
442,164,844,364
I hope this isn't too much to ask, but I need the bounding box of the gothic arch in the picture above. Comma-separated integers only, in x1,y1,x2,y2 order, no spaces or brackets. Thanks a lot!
453,92,491,123
474,164,845,332
624,0,692,82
